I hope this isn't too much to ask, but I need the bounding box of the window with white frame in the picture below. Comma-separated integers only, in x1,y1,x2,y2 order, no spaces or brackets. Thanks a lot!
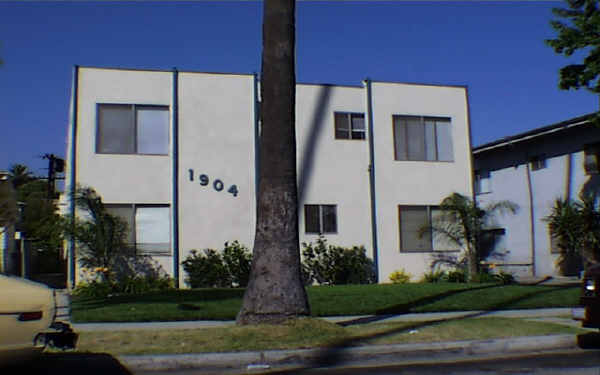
474,170,491,195
393,116,453,161
334,112,366,140
304,204,337,234
96,104,169,155
398,205,458,252
105,204,171,256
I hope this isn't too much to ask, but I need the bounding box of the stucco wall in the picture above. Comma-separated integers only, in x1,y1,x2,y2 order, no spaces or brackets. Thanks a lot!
296,84,372,252
370,82,473,281
177,72,256,282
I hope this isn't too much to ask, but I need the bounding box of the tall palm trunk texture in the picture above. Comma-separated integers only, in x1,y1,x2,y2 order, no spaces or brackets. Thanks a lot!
236,0,310,325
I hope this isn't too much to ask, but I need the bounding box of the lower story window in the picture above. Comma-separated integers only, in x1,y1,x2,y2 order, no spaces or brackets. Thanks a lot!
105,204,171,256
305,204,337,234
398,205,458,252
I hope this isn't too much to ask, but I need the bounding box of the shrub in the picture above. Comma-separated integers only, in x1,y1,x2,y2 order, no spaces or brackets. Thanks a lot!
389,269,411,284
72,280,113,299
445,269,467,283
73,274,174,298
494,271,515,285
471,271,498,283
182,249,231,288
222,241,252,287
302,236,375,285
420,270,447,283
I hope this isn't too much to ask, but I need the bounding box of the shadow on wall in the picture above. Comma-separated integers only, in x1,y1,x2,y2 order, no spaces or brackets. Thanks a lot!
297,85,332,204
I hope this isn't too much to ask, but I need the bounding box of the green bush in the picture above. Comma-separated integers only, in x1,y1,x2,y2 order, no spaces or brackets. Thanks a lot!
389,269,411,284
445,269,467,283
302,236,375,285
222,241,252,287
72,274,174,298
72,280,114,298
420,270,447,283
182,249,231,288
494,271,515,285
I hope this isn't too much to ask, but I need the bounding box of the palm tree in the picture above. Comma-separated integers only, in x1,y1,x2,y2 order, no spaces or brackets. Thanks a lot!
9,164,33,189
545,195,600,274
422,192,518,280
237,0,310,324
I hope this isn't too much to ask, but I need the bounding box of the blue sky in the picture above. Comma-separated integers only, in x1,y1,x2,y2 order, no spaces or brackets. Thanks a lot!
0,1,597,176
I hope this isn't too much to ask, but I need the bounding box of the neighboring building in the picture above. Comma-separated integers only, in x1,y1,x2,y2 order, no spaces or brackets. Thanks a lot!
473,113,599,278
64,66,474,288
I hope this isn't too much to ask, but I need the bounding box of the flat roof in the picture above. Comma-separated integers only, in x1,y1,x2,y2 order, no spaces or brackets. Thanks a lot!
76,65,466,90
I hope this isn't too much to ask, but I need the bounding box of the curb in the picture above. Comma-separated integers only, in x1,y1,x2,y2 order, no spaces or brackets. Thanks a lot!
119,334,578,373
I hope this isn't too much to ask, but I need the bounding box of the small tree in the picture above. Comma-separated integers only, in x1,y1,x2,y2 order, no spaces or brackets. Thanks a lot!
421,193,518,281
64,187,129,282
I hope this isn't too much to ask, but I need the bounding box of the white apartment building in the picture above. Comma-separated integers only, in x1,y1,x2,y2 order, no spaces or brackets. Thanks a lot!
64,66,473,288
473,114,599,278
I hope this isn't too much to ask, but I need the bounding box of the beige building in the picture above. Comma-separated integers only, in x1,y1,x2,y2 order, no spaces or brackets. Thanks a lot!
65,66,473,288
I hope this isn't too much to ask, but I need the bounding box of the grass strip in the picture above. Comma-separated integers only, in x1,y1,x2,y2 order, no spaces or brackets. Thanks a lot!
71,317,585,356
71,283,580,323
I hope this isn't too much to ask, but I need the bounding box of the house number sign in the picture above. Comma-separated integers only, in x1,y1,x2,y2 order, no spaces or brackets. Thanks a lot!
188,169,238,197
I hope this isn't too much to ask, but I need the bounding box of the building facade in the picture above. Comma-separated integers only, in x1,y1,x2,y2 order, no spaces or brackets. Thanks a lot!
65,66,474,288
473,114,599,278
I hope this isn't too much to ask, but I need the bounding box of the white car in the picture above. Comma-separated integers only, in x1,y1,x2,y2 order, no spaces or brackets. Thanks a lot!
0,274,77,364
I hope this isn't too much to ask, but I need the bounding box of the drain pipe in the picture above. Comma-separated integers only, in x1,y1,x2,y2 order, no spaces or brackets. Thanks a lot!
364,79,379,282
525,161,536,277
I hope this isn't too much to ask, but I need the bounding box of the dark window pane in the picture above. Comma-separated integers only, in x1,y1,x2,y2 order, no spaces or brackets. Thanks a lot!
137,107,169,155
321,205,337,233
393,117,407,160
399,206,431,251
406,118,425,161
104,204,135,245
305,205,321,233
334,113,350,139
97,104,134,154
424,120,437,161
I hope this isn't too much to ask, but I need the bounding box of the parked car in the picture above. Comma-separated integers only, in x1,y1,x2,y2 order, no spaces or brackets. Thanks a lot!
0,274,77,364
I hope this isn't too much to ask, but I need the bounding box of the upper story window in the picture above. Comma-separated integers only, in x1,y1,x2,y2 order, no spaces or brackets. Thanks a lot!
529,155,547,171
393,115,453,162
584,143,600,175
96,104,169,155
334,112,366,140
305,204,337,234
474,170,491,195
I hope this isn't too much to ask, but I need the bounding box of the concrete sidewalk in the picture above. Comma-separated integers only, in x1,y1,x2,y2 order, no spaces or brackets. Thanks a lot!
72,308,576,332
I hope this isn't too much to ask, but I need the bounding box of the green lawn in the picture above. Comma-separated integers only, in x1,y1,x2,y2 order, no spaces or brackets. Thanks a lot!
71,283,580,323
73,317,586,355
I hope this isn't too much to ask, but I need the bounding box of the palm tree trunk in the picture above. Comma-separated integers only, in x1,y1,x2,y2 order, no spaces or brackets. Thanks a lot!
237,0,310,325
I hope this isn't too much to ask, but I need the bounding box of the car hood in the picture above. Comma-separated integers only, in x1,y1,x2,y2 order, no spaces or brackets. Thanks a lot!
0,274,53,313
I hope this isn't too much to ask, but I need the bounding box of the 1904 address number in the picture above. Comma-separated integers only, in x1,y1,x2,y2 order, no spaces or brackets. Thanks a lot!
188,169,238,197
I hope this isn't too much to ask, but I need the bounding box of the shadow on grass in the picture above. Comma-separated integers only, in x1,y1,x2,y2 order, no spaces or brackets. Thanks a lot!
269,281,582,374
0,353,132,375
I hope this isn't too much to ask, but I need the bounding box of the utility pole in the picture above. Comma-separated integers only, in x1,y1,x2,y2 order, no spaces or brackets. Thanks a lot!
43,154,65,200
